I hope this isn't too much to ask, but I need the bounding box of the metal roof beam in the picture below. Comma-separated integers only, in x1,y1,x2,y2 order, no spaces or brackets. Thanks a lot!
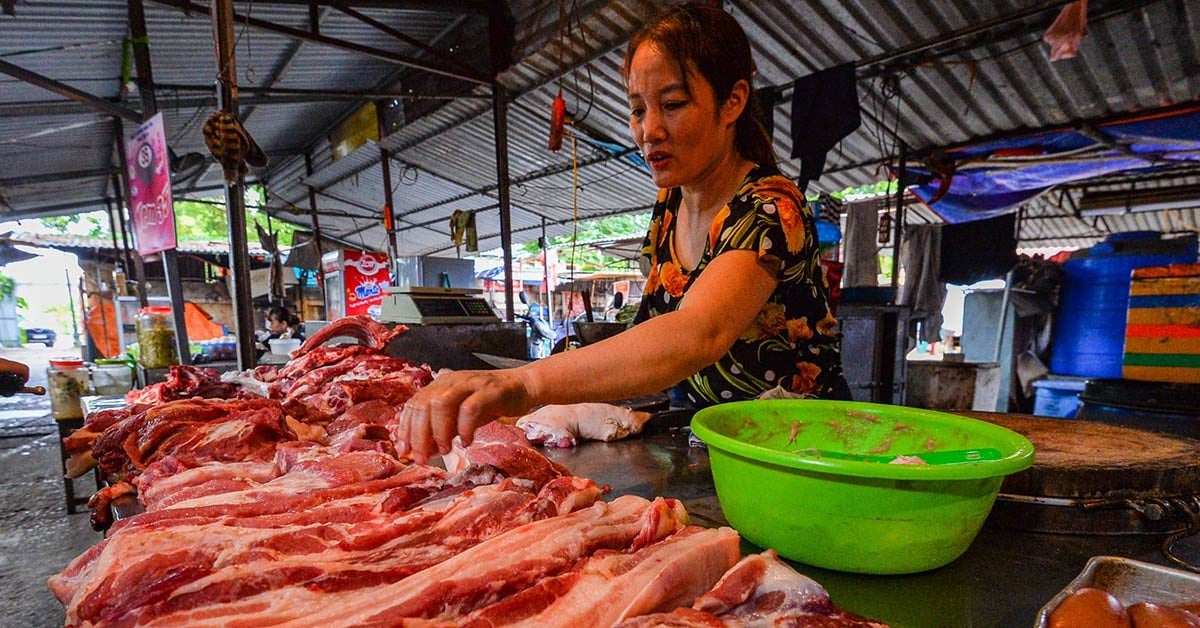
0,167,118,187
398,146,638,218
0,59,142,122
155,83,488,101
147,0,490,85
233,0,489,14
332,4,481,80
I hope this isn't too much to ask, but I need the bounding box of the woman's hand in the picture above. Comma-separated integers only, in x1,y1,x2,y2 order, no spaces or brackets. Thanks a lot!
396,368,537,463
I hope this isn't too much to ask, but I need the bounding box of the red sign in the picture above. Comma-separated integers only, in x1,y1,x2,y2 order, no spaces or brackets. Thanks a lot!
125,113,177,256
343,250,391,317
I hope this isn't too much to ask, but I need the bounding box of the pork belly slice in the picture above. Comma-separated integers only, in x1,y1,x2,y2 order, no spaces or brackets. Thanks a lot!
49,462,445,612
615,550,890,628
128,495,686,627
56,476,602,627
134,457,280,510
441,526,740,628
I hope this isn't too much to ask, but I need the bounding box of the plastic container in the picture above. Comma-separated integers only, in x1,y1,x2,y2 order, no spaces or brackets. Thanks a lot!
47,358,91,420
1050,232,1197,378
136,306,179,368
1031,377,1088,418
91,359,134,396
268,337,302,357
690,399,1034,574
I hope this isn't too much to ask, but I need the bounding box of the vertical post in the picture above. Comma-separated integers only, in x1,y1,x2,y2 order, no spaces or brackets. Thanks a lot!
376,103,400,268
212,0,257,369
65,269,80,347
110,136,148,306
304,152,326,322
492,82,514,322
128,0,190,365
303,153,326,272
890,142,907,295
541,216,551,330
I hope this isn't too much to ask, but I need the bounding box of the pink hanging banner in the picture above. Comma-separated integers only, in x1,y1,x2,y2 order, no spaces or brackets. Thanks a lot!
125,113,177,256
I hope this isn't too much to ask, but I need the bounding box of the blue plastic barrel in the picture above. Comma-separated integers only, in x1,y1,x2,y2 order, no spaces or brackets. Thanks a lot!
1050,232,1198,378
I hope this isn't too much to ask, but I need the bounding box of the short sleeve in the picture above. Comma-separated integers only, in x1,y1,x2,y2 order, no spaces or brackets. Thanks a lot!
710,176,812,269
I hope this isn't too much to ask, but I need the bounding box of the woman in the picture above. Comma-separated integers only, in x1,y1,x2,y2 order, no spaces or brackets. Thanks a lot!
255,305,305,357
398,3,846,463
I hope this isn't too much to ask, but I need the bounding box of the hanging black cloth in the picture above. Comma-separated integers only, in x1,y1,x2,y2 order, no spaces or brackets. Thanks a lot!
938,213,1019,285
789,63,861,192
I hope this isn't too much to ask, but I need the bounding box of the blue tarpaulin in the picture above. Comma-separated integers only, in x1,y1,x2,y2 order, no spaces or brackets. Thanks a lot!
906,107,1200,223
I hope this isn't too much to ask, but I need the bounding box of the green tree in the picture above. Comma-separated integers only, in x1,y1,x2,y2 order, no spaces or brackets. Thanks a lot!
40,186,298,247
520,213,650,272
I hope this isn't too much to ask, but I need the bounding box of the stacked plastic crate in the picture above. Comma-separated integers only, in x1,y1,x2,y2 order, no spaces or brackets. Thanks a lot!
1123,263,1200,384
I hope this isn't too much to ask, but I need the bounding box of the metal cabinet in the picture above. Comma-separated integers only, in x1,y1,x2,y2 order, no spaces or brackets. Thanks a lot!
837,303,910,404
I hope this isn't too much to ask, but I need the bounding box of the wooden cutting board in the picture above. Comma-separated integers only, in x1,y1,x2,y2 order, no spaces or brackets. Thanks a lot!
961,411,1200,497
959,412,1200,534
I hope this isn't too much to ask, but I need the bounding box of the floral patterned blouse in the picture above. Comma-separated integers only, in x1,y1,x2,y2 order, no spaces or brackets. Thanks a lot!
634,165,846,407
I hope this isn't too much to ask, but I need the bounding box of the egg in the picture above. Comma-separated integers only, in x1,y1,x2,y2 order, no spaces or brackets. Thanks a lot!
1128,602,1200,628
1048,587,1131,628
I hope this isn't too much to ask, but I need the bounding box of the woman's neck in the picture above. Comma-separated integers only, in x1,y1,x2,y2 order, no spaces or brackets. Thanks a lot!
678,153,755,220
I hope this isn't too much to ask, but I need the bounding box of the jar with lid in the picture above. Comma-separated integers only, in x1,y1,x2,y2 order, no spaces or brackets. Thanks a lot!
136,306,180,368
91,359,134,396
48,358,90,420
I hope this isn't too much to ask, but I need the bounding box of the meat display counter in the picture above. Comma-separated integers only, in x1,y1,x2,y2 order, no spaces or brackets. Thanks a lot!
70,388,1199,626
542,418,1200,628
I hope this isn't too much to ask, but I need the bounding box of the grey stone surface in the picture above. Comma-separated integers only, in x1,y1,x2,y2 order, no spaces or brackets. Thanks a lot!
0,352,101,627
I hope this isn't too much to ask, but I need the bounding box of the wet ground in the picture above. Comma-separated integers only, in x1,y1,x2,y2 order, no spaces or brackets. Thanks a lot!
0,345,103,627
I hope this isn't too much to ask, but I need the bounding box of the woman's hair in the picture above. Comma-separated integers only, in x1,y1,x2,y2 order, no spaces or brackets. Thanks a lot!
621,2,776,168
267,305,300,327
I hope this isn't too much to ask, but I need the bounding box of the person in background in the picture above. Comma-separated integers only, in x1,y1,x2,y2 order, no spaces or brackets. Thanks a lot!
255,305,305,357
84,291,121,359
520,303,554,359
397,3,847,462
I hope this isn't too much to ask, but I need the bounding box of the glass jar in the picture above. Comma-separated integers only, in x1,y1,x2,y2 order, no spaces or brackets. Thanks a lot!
91,360,134,396
136,306,179,368
48,358,90,420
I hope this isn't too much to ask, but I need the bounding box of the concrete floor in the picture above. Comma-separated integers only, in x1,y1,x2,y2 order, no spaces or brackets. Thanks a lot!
0,345,104,627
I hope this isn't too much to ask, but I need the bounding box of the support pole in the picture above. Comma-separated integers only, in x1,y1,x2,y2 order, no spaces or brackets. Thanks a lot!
541,216,551,330
304,152,325,295
212,0,257,369
492,82,514,322
377,103,400,267
129,0,190,365
111,127,149,307
890,142,907,295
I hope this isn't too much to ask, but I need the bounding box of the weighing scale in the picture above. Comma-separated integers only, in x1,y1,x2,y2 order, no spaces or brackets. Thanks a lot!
379,287,500,325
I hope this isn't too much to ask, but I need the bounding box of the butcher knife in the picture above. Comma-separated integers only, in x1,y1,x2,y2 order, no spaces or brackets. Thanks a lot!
472,352,532,369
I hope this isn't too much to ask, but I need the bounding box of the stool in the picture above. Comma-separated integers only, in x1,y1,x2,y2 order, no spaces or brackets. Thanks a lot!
56,418,101,514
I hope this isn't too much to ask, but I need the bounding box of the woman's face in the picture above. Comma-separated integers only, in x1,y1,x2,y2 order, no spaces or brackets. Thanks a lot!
266,315,287,334
626,43,739,189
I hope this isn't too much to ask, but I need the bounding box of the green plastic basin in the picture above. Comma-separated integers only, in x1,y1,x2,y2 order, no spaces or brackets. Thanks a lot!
691,399,1035,574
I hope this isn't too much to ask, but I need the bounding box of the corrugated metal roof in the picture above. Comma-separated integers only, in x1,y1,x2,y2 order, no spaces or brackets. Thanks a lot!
2,0,1199,257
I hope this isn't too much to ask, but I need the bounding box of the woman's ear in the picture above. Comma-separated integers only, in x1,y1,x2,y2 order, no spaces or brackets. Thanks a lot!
721,79,750,128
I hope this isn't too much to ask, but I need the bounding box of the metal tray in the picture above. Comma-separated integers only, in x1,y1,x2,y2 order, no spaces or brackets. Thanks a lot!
1034,556,1200,627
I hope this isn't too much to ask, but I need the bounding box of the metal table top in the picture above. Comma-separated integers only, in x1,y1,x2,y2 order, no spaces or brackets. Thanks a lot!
543,425,1200,628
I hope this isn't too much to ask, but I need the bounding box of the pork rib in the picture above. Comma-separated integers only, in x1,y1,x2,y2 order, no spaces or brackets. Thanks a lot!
294,315,403,357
